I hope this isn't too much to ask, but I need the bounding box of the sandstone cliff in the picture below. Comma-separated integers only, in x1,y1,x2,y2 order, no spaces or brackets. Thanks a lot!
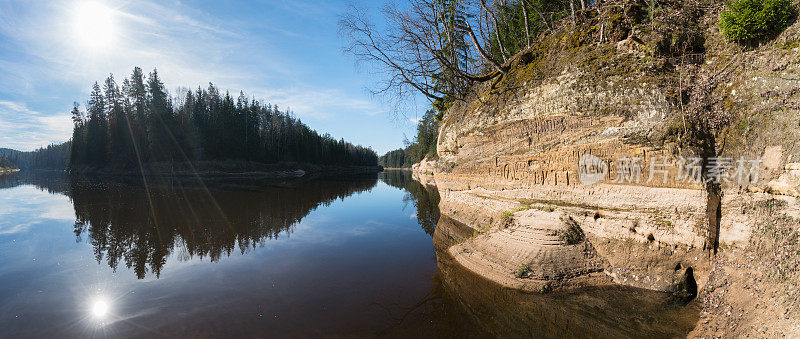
425,1,800,336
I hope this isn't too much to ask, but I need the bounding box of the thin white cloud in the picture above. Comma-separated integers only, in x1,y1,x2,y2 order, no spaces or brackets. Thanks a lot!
0,101,72,151
0,0,395,151
0,0,272,150
250,87,385,120
0,101,37,115
0,0,266,94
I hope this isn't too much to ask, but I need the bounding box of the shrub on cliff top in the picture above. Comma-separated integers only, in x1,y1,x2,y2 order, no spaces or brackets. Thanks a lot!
719,0,795,45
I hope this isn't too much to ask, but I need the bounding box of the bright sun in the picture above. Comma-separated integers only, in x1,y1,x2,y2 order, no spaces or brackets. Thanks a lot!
74,1,116,49
91,298,110,318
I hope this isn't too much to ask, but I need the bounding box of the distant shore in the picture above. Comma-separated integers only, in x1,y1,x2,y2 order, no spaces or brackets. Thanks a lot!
0,168,20,175
67,161,383,186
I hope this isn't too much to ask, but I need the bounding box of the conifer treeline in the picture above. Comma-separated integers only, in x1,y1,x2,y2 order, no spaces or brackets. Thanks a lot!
0,156,15,170
70,67,378,169
378,109,438,168
0,143,70,170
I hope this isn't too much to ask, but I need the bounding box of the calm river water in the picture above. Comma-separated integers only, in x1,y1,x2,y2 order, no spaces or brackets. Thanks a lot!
0,170,699,337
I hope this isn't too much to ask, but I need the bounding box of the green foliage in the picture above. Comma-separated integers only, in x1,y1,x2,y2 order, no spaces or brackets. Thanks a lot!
432,97,453,121
378,109,439,168
719,0,795,44
0,143,70,170
432,0,474,102
410,109,439,160
0,156,16,170
501,210,513,221
85,82,109,166
379,149,410,168
487,0,570,61
748,198,789,212
515,263,532,278
70,67,378,170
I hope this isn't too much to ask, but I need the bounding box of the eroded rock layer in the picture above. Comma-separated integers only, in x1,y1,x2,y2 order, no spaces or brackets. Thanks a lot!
428,41,800,294
420,2,800,335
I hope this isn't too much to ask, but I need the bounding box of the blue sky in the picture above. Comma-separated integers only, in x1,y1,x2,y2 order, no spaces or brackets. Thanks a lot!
0,0,422,154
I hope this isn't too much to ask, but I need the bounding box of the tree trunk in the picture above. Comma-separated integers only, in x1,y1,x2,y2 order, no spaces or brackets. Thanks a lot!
533,7,551,31
480,0,509,62
464,21,507,74
599,22,604,44
521,0,531,47
570,0,576,28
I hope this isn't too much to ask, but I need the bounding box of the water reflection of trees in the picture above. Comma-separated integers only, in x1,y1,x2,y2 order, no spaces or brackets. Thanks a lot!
2,170,441,279
378,170,440,236
67,178,377,279
0,170,70,194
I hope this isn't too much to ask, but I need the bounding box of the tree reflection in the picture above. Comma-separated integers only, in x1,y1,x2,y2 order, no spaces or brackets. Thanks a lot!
2,171,440,280
378,170,440,236
0,170,71,194
67,178,378,279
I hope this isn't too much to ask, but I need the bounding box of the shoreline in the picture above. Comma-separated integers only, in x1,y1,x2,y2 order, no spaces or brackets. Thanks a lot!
0,168,20,175
65,161,383,188
424,166,711,296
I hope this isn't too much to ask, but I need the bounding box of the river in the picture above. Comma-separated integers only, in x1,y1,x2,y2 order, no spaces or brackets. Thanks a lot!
0,170,698,337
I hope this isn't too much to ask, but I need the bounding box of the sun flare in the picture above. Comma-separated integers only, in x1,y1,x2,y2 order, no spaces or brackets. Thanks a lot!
91,298,110,318
73,1,116,49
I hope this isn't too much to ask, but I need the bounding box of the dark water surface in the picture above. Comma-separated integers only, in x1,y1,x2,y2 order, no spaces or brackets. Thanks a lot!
0,170,698,338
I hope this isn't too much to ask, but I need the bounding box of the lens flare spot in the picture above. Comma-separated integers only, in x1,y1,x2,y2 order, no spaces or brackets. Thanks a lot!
91,299,109,318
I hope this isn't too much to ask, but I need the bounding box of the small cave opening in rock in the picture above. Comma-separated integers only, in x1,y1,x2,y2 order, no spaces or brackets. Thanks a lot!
685,267,698,299
675,267,698,303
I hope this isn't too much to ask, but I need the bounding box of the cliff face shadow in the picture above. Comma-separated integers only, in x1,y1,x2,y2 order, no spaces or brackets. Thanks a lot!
433,215,702,338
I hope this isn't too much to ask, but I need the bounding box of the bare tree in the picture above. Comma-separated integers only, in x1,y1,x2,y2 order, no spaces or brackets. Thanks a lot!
340,1,506,106
340,0,587,107
521,0,532,46
480,0,510,62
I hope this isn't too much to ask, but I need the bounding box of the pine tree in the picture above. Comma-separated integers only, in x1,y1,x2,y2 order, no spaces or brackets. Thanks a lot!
86,82,109,166
68,67,379,170
105,74,132,167
146,69,174,162
128,67,150,163
70,103,86,166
